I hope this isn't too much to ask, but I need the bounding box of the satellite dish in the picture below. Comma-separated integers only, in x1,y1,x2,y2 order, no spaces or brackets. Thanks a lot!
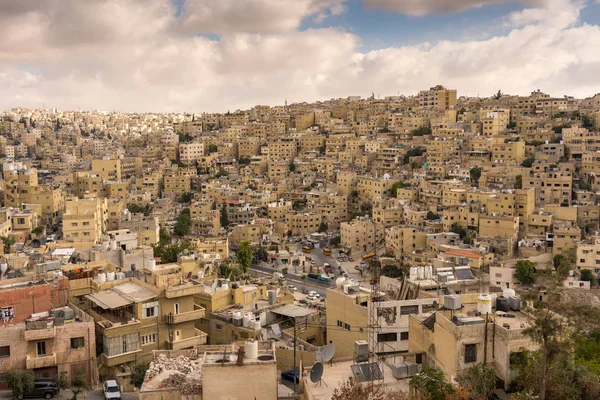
433,300,439,309
310,362,324,383
322,343,335,362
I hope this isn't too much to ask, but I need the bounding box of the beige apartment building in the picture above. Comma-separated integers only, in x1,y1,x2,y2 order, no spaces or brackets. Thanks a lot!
523,170,572,206
63,197,107,243
553,220,581,256
285,211,322,235
341,216,384,254
267,200,292,223
178,142,205,165
385,226,428,261
576,236,600,271
418,85,457,110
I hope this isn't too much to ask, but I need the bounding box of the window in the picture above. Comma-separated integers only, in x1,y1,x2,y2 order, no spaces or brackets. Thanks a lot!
0,346,9,358
174,303,180,315
400,305,419,315
337,320,343,328
400,332,409,341
143,301,158,318
141,334,157,345
17,218,25,225
464,344,477,363
70,337,85,349
377,333,397,342
37,341,46,356
344,323,351,331
216,323,224,331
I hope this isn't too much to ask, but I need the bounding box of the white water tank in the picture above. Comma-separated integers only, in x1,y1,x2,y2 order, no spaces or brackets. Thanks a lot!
246,339,258,359
148,259,156,270
410,267,417,280
106,272,115,281
252,320,261,330
259,312,267,326
243,314,251,328
336,277,347,288
116,272,126,280
110,239,117,250
503,288,516,299
97,273,106,283
477,294,493,315
221,283,229,290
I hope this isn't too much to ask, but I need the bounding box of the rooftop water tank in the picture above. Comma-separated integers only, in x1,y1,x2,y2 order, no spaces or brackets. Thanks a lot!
477,294,493,315
97,273,106,283
243,314,251,328
245,339,258,359
503,288,516,299
496,296,509,312
106,272,115,281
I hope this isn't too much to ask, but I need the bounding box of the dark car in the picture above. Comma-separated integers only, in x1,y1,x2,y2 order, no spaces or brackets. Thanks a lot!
18,381,60,399
281,369,300,383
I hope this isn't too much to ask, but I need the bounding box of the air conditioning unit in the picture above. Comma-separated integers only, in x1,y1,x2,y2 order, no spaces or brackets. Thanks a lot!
444,295,462,310
354,341,369,363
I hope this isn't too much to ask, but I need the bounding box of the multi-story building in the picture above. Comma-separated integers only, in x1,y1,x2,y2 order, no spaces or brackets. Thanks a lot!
385,226,428,261
418,85,457,110
62,197,107,243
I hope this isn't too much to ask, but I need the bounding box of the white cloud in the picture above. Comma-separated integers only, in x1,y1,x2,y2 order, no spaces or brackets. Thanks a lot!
364,0,552,16
0,0,598,112
177,0,347,34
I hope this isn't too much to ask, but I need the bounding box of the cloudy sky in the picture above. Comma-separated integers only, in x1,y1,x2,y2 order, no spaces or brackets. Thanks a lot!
1,0,599,112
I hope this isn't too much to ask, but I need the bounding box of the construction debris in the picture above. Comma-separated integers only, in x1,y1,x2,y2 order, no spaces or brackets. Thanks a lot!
146,353,203,380
161,372,203,395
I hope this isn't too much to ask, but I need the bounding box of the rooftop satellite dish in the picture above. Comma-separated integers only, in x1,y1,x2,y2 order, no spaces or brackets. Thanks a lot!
310,362,324,384
322,343,335,362
433,300,439,309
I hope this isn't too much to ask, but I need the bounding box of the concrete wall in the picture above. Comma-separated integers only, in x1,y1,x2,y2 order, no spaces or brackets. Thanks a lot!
202,363,277,400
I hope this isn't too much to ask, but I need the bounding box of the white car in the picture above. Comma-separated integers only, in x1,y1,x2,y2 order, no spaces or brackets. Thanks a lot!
103,380,121,400
307,291,320,298
307,295,318,301
287,285,298,292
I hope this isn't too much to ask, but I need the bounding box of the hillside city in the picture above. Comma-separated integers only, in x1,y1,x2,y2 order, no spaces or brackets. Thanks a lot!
1,86,600,400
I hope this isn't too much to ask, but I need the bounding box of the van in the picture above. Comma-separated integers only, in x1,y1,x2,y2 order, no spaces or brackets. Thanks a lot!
103,380,121,400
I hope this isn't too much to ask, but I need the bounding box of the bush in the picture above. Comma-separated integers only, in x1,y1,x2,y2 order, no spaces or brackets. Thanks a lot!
515,260,536,285
132,361,150,389
5,370,35,398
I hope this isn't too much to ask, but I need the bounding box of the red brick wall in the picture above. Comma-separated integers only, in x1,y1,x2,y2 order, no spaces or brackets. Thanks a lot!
0,284,52,323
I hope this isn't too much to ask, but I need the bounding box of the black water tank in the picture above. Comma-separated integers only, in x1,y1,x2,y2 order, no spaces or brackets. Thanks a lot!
496,296,509,312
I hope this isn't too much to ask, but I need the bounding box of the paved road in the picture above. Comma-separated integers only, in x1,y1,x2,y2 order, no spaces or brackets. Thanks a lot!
249,265,329,298
0,389,138,400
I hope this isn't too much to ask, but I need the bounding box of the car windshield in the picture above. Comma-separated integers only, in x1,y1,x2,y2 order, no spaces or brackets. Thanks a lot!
106,386,119,392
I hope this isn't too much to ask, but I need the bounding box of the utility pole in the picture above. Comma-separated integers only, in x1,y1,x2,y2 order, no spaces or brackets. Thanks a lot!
293,318,297,395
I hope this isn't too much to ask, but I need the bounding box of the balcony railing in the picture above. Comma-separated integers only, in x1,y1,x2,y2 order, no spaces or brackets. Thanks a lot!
167,309,205,325
100,349,142,367
24,326,56,341
168,329,207,351
26,353,57,369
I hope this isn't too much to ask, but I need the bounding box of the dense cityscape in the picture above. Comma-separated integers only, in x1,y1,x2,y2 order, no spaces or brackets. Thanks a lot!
0,87,599,400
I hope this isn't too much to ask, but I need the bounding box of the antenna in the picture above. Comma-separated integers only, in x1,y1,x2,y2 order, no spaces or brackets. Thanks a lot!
310,362,327,387
322,343,335,363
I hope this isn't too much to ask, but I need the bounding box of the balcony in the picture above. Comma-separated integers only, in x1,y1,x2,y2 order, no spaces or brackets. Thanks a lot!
100,349,142,367
168,329,207,351
169,308,205,324
26,353,57,369
24,326,56,341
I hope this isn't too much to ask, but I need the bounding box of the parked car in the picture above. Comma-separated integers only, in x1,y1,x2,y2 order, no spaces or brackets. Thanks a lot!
348,257,354,262
307,294,318,301
281,369,300,383
299,299,309,305
18,381,60,399
103,380,121,400
287,285,298,292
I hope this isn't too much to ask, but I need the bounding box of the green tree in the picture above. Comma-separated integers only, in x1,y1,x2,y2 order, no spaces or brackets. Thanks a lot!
389,181,410,197
67,367,90,400
410,366,453,400
456,363,496,400
256,246,268,262
330,236,341,246
174,208,191,237
410,127,432,136
282,267,289,275
220,204,229,228
318,222,328,233
159,227,171,245
581,269,596,286
289,160,296,172
381,265,402,278
237,241,253,274
469,167,482,186
494,89,502,100
515,260,536,285
5,369,35,399
132,361,150,389
208,143,218,153
450,223,467,239
521,157,535,168
1,236,16,254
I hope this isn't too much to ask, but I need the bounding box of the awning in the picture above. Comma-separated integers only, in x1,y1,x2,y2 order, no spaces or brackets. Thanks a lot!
271,304,317,319
85,292,132,310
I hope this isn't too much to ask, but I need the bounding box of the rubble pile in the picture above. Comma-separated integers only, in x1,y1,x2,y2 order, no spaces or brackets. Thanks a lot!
146,353,203,380
162,372,203,395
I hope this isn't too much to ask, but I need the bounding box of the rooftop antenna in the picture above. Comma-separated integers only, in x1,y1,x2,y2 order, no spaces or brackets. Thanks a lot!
310,362,327,387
